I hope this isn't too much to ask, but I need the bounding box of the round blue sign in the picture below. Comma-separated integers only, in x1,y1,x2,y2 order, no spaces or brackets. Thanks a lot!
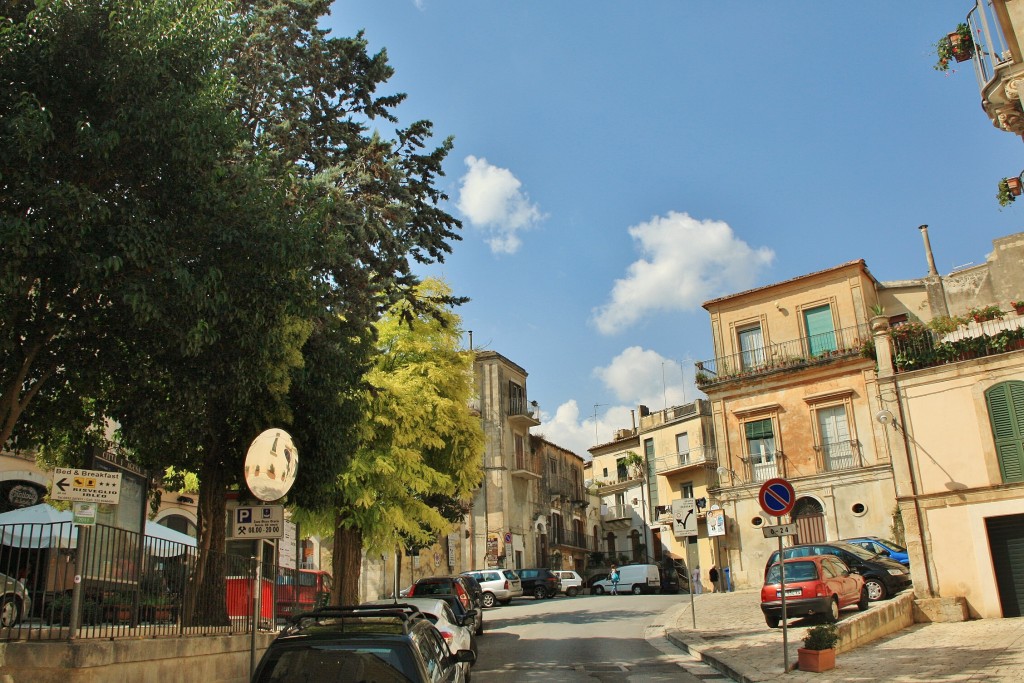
758,477,795,517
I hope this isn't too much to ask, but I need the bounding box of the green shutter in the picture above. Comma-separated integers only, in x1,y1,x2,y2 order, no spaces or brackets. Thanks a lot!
986,382,1024,483
804,305,837,356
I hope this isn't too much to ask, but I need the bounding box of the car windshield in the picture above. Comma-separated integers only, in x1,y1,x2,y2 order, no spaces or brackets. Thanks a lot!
765,561,818,584
256,644,416,683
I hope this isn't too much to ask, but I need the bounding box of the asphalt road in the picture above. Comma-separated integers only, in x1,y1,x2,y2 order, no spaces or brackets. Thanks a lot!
471,592,716,682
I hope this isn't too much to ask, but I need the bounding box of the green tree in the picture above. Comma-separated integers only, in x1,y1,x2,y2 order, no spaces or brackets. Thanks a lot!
321,279,483,604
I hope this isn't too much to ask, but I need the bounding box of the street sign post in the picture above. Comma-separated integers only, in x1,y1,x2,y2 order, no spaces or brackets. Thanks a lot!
758,476,797,674
51,467,122,504
672,498,698,537
231,505,284,539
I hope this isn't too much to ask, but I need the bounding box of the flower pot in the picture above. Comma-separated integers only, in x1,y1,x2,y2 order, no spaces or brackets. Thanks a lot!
1008,178,1023,196
948,32,972,62
798,647,836,673
1014,305,1024,316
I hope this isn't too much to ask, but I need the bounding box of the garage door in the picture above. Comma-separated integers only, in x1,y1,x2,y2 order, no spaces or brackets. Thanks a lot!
986,513,1024,618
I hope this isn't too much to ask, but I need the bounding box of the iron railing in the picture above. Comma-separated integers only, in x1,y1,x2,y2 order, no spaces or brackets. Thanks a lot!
695,323,870,387
740,451,783,483
0,521,298,641
814,439,862,471
889,317,1024,373
601,504,636,523
652,445,717,475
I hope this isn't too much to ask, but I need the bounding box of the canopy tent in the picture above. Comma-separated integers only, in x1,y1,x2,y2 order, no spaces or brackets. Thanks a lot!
0,504,197,556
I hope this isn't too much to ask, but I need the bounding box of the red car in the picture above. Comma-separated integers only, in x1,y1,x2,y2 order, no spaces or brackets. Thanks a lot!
760,554,869,628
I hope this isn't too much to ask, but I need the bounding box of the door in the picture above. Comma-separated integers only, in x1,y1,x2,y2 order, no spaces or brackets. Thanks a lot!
987,513,1024,617
817,405,852,470
804,304,837,356
792,498,827,544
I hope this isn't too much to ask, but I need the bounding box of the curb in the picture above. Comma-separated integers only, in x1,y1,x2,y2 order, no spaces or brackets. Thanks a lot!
664,628,751,683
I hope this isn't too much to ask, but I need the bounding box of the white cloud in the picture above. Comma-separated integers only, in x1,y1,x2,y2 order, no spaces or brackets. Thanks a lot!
592,212,774,335
456,156,544,254
537,347,700,457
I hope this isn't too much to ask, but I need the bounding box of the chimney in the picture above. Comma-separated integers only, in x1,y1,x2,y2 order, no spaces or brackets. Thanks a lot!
918,224,939,277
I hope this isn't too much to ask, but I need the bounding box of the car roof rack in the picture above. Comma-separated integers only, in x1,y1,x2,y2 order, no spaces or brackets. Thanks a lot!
286,604,429,634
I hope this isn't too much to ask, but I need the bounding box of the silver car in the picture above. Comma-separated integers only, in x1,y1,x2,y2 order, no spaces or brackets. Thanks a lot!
0,572,30,627
460,569,523,607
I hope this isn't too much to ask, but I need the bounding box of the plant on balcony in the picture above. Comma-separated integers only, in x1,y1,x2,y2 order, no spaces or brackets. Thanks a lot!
695,370,711,386
934,23,974,71
998,178,1017,208
927,314,968,334
1012,300,1024,315
969,304,1004,323
620,451,645,479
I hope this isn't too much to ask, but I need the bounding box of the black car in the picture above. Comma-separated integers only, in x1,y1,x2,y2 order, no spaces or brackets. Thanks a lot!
515,568,560,599
433,594,484,639
765,541,912,601
408,576,484,635
251,605,475,683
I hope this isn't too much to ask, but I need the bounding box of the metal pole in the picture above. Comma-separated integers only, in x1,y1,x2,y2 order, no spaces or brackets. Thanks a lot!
689,540,696,629
779,523,788,673
250,555,258,681
68,525,89,639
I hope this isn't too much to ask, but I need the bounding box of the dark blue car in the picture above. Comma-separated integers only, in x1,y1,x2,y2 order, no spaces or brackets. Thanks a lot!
842,536,910,566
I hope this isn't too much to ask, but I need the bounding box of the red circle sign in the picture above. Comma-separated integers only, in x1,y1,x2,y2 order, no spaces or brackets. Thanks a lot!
758,477,796,517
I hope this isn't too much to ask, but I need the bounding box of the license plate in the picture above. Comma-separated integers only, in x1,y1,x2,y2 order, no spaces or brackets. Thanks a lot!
776,588,802,597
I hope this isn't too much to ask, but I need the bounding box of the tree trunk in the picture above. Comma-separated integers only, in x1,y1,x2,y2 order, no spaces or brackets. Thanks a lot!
332,516,362,606
186,451,230,626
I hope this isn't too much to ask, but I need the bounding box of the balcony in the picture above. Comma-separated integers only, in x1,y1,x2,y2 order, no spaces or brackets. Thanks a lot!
592,472,643,494
602,504,635,523
510,451,543,480
509,398,541,427
815,440,862,472
547,476,586,505
740,451,783,484
653,445,717,476
695,324,870,389
889,317,1024,373
958,2,1024,138
550,529,594,551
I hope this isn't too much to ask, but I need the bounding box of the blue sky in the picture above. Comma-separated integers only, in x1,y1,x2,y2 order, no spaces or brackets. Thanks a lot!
327,1,1021,457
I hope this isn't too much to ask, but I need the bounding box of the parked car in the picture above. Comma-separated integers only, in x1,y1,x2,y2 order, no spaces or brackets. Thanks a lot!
761,554,868,628
553,570,584,597
407,576,484,635
0,572,30,627
252,604,475,682
368,599,476,680
841,536,910,566
658,563,684,594
591,564,661,595
461,569,523,607
766,541,912,601
433,594,484,640
458,573,485,610
585,572,609,593
515,568,560,599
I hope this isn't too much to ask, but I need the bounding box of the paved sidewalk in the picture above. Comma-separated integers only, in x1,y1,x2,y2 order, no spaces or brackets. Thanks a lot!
664,589,1024,682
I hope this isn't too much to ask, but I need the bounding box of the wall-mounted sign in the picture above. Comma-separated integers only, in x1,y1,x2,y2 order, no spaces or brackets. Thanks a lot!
706,508,726,537
8,484,39,508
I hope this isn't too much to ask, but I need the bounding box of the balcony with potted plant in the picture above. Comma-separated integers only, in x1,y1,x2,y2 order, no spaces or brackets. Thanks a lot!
934,22,976,72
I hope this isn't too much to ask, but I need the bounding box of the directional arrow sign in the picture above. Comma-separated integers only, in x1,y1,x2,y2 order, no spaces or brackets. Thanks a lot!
51,467,121,504
672,497,698,537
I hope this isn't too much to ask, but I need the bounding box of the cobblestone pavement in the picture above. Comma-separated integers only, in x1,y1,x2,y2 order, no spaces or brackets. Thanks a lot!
664,589,1024,682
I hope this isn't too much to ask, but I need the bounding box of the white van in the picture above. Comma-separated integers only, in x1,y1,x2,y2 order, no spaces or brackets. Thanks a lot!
591,564,661,595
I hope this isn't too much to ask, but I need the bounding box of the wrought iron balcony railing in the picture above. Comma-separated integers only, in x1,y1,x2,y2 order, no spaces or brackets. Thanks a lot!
653,445,717,475
695,324,870,388
814,439,862,472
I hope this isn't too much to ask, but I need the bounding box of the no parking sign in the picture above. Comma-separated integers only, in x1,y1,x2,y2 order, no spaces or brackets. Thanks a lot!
757,477,795,517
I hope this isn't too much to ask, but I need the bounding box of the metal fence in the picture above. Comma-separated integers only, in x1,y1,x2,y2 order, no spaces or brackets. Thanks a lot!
0,520,290,641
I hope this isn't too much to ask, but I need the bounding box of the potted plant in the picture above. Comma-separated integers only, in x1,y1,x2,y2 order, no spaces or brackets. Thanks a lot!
998,179,1017,208
1012,300,1024,316
935,23,974,71
1008,177,1023,196
798,622,839,673
969,304,1004,323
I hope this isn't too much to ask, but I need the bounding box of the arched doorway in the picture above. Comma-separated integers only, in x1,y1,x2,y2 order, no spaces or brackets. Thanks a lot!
792,497,826,544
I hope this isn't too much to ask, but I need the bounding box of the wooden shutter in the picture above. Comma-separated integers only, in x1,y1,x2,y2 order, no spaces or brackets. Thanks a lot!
986,382,1024,483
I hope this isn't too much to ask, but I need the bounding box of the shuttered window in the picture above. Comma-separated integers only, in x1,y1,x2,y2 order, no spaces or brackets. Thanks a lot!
803,304,837,356
986,381,1024,483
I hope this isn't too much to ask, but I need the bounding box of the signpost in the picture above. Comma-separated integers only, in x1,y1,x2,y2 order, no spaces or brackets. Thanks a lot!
51,467,122,504
672,498,697,537
758,477,796,673
231,505,284,539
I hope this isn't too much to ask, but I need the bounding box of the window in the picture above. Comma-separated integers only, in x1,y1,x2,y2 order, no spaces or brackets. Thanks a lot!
817,405,853,470
803,304,837,356
616,458,628,480
745,418,777,481
680,481,694,499
644,438,655,459
738,324,765,369
508,381,525,415
986,381,1024,482
514,434,525,470
602,467,608,478
675,432,690,463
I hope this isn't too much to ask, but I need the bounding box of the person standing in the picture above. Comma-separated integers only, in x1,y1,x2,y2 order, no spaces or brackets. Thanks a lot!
691,565,702,594
610,564,620,595
708,565,719,593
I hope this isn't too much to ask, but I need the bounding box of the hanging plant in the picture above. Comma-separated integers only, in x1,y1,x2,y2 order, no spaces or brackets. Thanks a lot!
934,23,974,71
998,178,1016,208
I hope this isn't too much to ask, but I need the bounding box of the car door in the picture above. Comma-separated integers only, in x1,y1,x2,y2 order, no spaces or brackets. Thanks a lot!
825,556,858,606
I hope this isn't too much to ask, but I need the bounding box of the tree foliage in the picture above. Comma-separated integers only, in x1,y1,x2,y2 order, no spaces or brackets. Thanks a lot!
327,279,483,603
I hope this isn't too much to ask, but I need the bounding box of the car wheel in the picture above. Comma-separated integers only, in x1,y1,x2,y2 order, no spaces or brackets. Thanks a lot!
593,585,605,596
864,578,887,601
823,597,840,623
0,596,19,628
481,592,496,608
631,584,643,595
566,587,578,597
857,587,870,611
533,585,547,599
765,614,780,628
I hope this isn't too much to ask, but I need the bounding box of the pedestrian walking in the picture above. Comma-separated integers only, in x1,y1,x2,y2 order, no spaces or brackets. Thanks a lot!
610,564,620,595
691,565,702,594
709,565,719,593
